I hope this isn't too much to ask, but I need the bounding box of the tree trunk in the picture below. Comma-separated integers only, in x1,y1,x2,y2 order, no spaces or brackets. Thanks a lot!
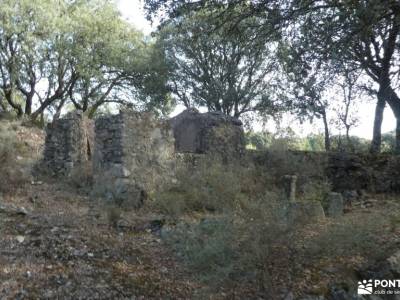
39,112,45,128
345,126,350,144
52,98,66,122
370,95,386,154
382,85,400,154
322,110,330,151
345,125,354,152
396,118,400,154
25,94,33,115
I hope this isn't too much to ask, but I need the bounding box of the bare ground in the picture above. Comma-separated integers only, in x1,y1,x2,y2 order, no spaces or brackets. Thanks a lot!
0,181,201,299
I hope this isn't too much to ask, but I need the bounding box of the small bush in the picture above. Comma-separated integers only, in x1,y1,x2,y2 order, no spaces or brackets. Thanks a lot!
164,217,236,283
106,205,122,228
256,144,329,200
153,160,251,216
303,212,389,261
162,191,295,296
301,180,332,205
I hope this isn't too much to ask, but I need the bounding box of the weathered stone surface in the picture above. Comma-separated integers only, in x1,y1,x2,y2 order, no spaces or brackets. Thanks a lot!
288,201,325,224
387,250,400,275
251,150,400,194
341,190,359,205
326,192,344,217
327,152,400,193
282,175,297,202
93,111,175,207
169,109,245,158
43,111,93,175
326,152,372,192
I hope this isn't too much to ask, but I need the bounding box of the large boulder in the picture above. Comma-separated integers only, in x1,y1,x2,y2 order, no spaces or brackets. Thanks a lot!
169,109,245,159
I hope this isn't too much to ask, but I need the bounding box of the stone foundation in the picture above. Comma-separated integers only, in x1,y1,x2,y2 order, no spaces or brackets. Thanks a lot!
92,111,175,207
43,111,93,175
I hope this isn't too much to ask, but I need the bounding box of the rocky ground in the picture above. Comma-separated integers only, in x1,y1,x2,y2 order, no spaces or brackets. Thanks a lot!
0,180,200,299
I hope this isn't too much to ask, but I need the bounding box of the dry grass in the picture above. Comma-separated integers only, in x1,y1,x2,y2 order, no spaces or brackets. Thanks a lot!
0,121,40,194
152,154,400,298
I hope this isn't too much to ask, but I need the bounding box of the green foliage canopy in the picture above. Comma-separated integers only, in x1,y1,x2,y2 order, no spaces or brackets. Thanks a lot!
158,8,283,118
0,0,170,120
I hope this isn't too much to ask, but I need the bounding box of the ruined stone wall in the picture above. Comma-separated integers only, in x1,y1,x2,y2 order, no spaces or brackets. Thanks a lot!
170,109,245,159
250,150,400,194
326,152,400,193
93,111,175,207
43,111,93,175
43,108,400,209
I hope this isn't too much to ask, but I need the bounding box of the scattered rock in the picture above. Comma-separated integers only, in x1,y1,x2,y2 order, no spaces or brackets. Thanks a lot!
342,190,359,205
387,250,400,275
31,180,43,185
148,219,165,234
16,235,25,243
0,204,28,216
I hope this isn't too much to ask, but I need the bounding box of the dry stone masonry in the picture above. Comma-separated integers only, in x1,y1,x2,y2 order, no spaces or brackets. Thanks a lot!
43,111,93,175
92,111,175,207
42,108,400,210
170,109,245,159
43,109,246,207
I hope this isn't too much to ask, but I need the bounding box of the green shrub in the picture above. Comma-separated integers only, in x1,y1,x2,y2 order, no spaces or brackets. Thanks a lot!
162,191,295,296
163,217,236,283
301,180,332,206
153,160,252,216
303,212,389,261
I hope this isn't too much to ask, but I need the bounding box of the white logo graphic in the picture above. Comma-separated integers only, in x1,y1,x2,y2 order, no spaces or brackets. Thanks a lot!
358,280,373,295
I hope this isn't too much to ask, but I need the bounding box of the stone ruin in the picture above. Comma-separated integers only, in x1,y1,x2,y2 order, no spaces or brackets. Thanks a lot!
170,108,245,158
92,111,175,207
43,111,93,175
42,108,246,207
43,108,400,213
